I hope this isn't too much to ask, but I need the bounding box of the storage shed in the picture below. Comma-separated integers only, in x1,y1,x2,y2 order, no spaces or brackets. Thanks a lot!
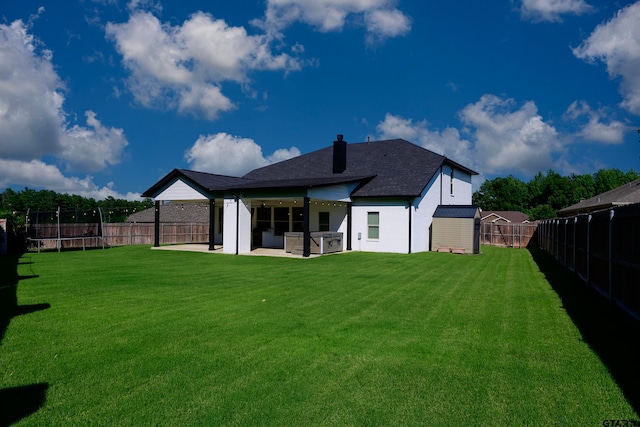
431,205,481,254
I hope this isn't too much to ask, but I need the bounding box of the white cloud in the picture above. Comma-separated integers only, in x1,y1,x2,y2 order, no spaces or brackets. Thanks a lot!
564,101,628,144
0,159,139,200
376,113,475,169
520,0,594,22
0,20,64,160
459,95,559,175
573,2,640,116
105,11,302,119
0,18,131,199
185,132,300,176
127,0,162,13
377,95,561,177
255,0,411,42
62,111,129,172
364,8,411,42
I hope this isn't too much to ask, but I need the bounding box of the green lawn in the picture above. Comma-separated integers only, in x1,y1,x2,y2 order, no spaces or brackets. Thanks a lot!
1,245,638,425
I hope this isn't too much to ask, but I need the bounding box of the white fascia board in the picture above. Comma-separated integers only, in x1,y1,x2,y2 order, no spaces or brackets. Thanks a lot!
307,182,357,202
155,179,208,201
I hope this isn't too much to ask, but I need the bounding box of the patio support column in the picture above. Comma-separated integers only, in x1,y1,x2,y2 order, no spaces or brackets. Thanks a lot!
154,200,160,247
303,196,310,257
208,199,215,250
407,198,412,254
346,202,352,251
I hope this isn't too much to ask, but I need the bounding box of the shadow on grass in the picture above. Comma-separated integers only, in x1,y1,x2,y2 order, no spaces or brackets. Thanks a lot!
529,248,640,415
0,253,48,344
0,383,49,427
1,253,50,425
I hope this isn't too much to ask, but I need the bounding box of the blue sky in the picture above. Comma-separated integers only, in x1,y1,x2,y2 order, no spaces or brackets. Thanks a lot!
2,0,640,200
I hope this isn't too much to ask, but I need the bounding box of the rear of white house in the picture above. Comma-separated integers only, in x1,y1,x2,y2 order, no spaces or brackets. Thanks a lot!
142,136,477,256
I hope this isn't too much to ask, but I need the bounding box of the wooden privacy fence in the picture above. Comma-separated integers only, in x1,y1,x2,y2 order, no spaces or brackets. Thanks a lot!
27,223,210,250
479,222,538,248
104,223,210,246
537,203,640,320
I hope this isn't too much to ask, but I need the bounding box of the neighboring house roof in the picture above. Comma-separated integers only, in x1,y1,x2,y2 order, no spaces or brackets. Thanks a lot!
142,138,478,200
481,211,530,223
433,205,480,219
243,139,477,198
126,203,210,223
559,178,640,216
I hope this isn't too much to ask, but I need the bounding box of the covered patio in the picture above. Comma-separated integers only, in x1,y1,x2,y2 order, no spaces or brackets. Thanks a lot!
150,244,328,258
141,168,362,257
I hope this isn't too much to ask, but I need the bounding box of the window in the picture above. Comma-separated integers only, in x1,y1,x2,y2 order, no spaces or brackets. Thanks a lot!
450,168,454,195
292,207,304,232
367,212,379,239
256,207,271,231
274,207,289,236
319,212,330,231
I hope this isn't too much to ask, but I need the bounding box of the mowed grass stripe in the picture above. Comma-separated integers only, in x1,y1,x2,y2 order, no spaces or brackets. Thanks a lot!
1,245,636,425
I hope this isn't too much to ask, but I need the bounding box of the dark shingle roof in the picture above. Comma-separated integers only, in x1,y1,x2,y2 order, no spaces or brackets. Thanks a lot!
243,139,476,198
481,211,530,223
141,139,477,199
433,205,480,219
141,169,252,198
559,178,640,216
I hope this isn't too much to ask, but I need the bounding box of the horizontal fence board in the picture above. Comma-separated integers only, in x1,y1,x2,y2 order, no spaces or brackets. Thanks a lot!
27,223,211,249
479,222,538,248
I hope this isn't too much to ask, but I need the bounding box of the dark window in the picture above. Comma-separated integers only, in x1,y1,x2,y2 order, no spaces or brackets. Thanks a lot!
319,212,330,231
256,207,271,231
450,168,454,195
292,207,304,232
274,207,289,236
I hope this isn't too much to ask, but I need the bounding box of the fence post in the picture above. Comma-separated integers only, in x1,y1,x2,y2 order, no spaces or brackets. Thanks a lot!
608,209,615,304
586,215,591,289
491,223,495,246
572,217,577,278
564,219,568,269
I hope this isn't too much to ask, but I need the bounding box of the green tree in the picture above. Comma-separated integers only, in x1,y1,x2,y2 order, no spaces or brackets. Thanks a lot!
593,169,634,195
473,175,529,211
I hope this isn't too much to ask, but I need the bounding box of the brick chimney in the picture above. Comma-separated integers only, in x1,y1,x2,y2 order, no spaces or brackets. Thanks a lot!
333,134,347,174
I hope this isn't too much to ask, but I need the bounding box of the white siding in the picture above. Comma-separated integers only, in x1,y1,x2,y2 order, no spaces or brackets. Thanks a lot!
413,173,441,252
351,200,410,253
440,164,473,205
155,179,208,201
347,165,474,254
308,202,348,232
223,197,252,254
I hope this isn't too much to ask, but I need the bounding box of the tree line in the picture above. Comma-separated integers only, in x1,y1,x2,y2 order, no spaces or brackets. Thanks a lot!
2,167,639,229
0,188,154,229
473,168,640,220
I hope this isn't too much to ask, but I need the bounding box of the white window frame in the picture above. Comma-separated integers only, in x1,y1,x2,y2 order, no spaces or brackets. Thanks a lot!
367,212,379,240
